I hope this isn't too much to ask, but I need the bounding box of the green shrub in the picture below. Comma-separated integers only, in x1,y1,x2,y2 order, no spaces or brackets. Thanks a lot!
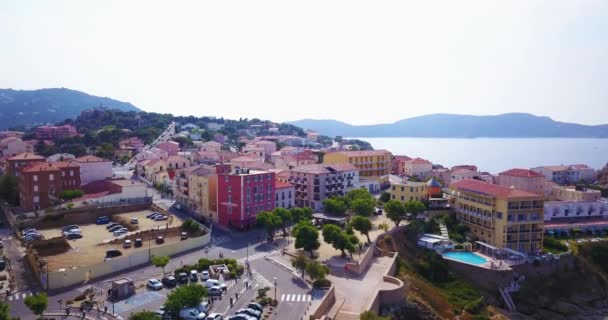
454,244,464,250
181,219,200,233
312,279,331,288
59,189,84,201
463,296,485,314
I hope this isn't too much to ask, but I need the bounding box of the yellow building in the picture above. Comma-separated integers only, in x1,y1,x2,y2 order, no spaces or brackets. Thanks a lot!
323,150,392,178
450,179,544,255
389,181,428,202
175,165,218,223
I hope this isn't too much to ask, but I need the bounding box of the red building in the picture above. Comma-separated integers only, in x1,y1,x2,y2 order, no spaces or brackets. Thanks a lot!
18,161,81,211
216,165,275,229
35,125,78,140
6,152,46,177
392,155,412,175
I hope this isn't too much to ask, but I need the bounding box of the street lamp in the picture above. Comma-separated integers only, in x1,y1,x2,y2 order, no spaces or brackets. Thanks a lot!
57,299,63,313
273,277,277,301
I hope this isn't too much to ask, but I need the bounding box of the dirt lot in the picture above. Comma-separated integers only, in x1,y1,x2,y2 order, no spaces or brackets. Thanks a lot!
35,210,185,271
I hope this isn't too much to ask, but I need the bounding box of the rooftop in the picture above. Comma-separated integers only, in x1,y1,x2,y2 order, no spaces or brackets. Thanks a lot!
332,149,391,156
73,155,109,163
275,181,294,189
291,163,358,174
451,179,541,199
499,168,544,178
405,157,432,165
22,162,60,173
8,152,45,161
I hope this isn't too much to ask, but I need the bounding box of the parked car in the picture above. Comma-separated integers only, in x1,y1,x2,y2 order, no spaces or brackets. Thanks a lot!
154,306,166,317
130,218,139,224
181,232,189,240
226,315,255,320
96,216,110,224
196,302,210,314
156,236,164,244
134,238,143,248
200,271,210,281
113,229,128,236
62,228,81,236
62,225,79,232
65,233,83,240
179,307,206,320
205,313,223,320
207,286,223,297
374,208,383,215
147,212,162,219
22,230,40,237
106,223,120,230
154,215,168,221
24,234,42,241
236,308,261,319
0,261,6,271
162,275,177,287
176,272,189,284
174,203,183,210
105,249,122,258
108,225,124,232
21,227,36,235
190,270,198,282
123,239,132,248
247,303,263,312
205,279,227,291
147,278,163,290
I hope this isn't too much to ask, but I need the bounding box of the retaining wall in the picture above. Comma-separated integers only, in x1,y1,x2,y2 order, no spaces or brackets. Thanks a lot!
364,252,405,314
309,286,336,320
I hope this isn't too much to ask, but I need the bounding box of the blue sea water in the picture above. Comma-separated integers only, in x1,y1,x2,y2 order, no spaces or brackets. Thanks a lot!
355,137,608,174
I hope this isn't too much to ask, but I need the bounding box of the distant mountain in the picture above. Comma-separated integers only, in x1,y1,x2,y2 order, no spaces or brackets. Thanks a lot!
288,113,608,138
0,88,141,129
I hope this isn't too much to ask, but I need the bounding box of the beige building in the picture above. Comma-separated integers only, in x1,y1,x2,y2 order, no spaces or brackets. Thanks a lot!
497,169,545,196
403,158,433,179
289,163,359,211
0,137,33,157
175,165,218,222
323,150,391,178
549,185,602,201
450,179,544,255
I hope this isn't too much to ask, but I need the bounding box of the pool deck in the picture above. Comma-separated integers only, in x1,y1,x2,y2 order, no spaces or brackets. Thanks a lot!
443,251,512,270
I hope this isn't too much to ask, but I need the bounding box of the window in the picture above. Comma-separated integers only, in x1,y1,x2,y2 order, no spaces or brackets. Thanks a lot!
33,185,38,192
33,196,39,203
33,175,38,182
227,195,232,202
392,186,395,191
400,186,404,192
410,187,414,192
228,186,232,193
392,195,395,199
225,175,229,182
49,174,54,181
518,214,526,221
496,211,503,219
62,171,65,176
400,196,404,201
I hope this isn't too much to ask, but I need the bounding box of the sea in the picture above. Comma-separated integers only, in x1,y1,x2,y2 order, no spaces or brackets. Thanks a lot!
353,137,608,174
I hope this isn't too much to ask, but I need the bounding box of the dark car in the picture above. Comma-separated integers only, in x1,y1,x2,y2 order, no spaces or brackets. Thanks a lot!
247,303,263,312
96,216,110,224
147,212,161,218
162,276,177,287
134,238,143,248
108,225,124,232
105,249,122,258
156,236,164,244
106,222,120,230
176,272,189,284
66,233,83,240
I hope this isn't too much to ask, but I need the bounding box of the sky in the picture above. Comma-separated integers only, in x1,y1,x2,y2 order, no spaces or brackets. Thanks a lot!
1,1,607,125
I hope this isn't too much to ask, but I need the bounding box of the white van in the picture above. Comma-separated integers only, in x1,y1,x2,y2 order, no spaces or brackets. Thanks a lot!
179,307,206,320
204,279,227,291
196,301,210,313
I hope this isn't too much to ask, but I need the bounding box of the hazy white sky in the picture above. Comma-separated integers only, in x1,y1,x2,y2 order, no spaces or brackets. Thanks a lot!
1,1,607,125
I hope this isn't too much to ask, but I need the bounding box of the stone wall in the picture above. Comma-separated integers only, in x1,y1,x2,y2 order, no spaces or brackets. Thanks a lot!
345,241,376,275
20,203,151,229
365,252,405,314
512,253,575,278
446,260,513,292
310,286,336,320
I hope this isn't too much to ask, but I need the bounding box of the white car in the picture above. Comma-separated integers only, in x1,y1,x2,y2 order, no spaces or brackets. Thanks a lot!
179,307,206,320
113,228,128,236
147,279,163,290
205,313,223,320
62,228,81,236
200,271,210,280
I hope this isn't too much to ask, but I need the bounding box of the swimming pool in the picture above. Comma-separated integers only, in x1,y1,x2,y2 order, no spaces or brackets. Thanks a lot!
443,251,487,265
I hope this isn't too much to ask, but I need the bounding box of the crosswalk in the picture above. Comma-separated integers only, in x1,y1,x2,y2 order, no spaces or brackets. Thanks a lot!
280,293,312,302
76,284,100,293
8,291,36,301
250,270,273,288
107,291,164,314
153,198,175,207
237,249,279,264
212,235,231,245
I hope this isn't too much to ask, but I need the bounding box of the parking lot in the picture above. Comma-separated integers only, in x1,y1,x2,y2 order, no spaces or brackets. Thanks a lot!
35,210,185,271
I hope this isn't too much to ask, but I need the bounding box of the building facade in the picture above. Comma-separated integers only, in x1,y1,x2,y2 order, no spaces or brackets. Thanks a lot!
175,165,218,222
72,155,113,185
288,163,359,211
544,199,608,222
0,138,33,157
531,164,597,185
450,179,545,255
496,169,545,196
156,141,180,156
403,158,433,179
392,155,412,175
275,181,295,209
216,166,275,229
323,150,391,178
549,185,602,201
389,181,428,202
7,152,46,177
34,125,77,140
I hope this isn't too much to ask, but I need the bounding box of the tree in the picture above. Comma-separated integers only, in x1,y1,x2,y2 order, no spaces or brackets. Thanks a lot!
256,211,283,242
151,255,170,276
305,261,329,282
379,192,391,203
322,198,347,216
0,302,18,320
291,253,308,278
350,198,375,217
128,311,161,320
345,189,373,202
24,293,47,319
322,224,342,244
290,207,313,223
0,175,19,206
332,232,357,257
292,221,320,256
385,200,405,227
273,207,292,237
360,310,390,320
351,216,373,243
164,284,207,315
404,200,426,217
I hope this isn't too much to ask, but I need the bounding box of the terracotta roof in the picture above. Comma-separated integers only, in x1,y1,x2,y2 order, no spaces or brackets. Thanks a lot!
327,163,358,172
22,162,60,173
8,152,45,161
145,159,163,166
393,155,412,161
291,163,358,174
541,165,570,171
334,149,391,156
74,155,109,163
52,161,79,169
275,181,294,189
405,157,432,165
195,151,219,157
499,169,544,178
571,164,591,169
451,179,541,198
166,155,188,163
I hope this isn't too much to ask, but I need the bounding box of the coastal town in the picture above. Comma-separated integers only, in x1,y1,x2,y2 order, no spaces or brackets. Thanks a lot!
0,109,606,320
